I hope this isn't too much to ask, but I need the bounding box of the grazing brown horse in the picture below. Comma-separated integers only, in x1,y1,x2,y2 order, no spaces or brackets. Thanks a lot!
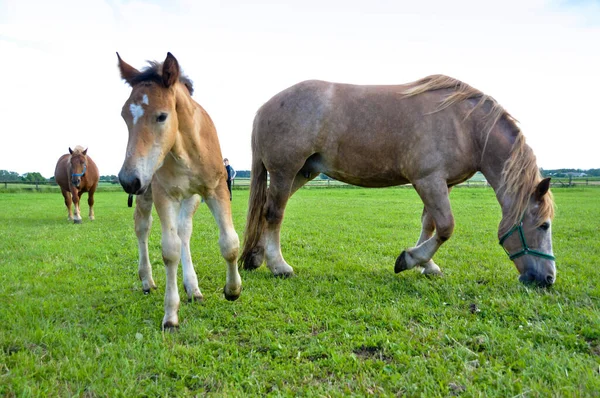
116,52,242,329
54,146,99,224
241,76,556,287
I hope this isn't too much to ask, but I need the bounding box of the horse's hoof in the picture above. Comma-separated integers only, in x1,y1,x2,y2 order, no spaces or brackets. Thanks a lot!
143,289,151,295
242,250,264,270
73,219,82,224
224,285,241,301
422,268,443,277
274,271,295,279
395,251,408,273
162,321,179,332
188,294,204,304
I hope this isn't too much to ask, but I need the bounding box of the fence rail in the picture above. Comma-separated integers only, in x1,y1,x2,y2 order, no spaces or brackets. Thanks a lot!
2,176,599,192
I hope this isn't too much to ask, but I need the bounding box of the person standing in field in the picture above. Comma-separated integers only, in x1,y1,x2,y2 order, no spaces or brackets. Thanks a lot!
224,158,236,200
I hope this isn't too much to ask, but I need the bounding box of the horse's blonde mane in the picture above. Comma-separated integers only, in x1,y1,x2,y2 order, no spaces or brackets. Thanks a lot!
404,75,554,230
70,146,86,156
500,133,555,231
404,75,511,159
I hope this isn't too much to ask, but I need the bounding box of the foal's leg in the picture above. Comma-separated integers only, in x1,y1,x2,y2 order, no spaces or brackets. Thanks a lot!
414,207,442,276
88,188,96,220
204,183,242,301
396,178,454,272
61,189,73,221
135,186,157,293
72,188,82,224
153,185,182,329
178,194,203,302
262,172,295,277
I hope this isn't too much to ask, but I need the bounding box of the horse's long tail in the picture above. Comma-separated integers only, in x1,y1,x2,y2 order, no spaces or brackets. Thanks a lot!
239,153,268,269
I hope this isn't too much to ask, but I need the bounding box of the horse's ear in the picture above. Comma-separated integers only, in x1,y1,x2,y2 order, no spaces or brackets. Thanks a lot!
162,52,180,89
117,52,140,86
535,178,551,200
83,148,88,156
69,147,73,154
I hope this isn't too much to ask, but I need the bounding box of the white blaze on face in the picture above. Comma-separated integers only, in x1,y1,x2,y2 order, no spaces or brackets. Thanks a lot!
129,94,150,125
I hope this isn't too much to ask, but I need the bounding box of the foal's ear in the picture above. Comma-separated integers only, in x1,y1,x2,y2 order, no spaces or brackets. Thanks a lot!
116,52,140,86
162,52,180,89
83,148,88,156
69,147,73,155
535,178,551,200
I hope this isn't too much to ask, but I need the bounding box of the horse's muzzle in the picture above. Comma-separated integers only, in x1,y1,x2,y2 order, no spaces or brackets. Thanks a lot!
519,271,555,287
118,173,146,195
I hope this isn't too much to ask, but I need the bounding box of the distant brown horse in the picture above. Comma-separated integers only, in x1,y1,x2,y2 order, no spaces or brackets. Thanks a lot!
241,76,556,287
116,53,241,329
54,146,99,224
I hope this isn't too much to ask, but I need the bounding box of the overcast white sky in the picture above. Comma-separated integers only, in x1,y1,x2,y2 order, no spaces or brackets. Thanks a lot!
1,0,599,178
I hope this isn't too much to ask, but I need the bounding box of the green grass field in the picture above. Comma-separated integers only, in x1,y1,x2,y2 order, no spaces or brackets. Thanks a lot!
1,187,599,396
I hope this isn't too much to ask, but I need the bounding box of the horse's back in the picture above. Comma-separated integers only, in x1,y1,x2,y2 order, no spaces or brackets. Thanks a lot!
253,79,480,186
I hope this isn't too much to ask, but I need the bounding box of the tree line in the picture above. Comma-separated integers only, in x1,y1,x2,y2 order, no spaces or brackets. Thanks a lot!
0,170,119,183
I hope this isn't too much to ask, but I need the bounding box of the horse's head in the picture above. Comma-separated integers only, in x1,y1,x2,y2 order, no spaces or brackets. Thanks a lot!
116,52,184,195
68,146,88,188
500,178,556,287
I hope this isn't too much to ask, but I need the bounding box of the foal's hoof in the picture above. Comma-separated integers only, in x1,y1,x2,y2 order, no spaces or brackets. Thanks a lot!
395,251,408,273
224,285,242,301
73,219,82,224
162,321,179,332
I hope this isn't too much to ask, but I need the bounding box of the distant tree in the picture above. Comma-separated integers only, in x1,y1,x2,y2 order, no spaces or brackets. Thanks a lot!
0,170,20,181
100,175,119,183
21,172,46,183
235,170,251,178
319,173,330,180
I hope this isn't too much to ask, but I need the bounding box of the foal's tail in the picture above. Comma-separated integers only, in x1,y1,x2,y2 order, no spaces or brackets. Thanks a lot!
239,154,268,269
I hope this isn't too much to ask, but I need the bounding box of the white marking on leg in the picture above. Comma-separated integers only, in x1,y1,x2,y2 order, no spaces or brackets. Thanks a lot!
179,196,202,301
130,103,144,125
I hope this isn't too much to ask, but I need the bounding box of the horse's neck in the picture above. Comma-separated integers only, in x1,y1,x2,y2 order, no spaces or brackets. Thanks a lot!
479,128,519,236
171,89,203,163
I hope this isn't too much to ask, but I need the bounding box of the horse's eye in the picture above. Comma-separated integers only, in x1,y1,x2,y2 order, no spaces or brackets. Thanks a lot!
156,113,168,123
539,222,550,231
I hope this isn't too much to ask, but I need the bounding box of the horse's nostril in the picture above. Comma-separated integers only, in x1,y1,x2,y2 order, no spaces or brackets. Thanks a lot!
545,275,555,285
131,178,141,193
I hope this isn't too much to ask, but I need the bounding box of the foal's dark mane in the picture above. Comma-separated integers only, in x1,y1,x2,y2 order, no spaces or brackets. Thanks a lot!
131,61,194,95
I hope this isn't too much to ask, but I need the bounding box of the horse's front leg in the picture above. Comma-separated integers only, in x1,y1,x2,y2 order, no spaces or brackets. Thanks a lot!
204,182,242,301
61,189,73,221
396,178,454,272
135,186,156,293
153,186,182,329
406,207,443,276
71,188,82,224
178,195,203,302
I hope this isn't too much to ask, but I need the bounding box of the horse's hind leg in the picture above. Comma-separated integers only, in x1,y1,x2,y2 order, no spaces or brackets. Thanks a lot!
135,186,157,293
61,189,73,221
177,194,203,302
204,182,242,301
395,178,454,272
88,188,96,220
243,169,316,271
263,171,296,277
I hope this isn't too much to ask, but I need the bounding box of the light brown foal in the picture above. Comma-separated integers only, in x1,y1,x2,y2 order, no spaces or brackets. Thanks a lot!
117,53,241,329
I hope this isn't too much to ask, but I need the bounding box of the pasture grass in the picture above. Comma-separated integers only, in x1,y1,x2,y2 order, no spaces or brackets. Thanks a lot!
0,187,599,396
